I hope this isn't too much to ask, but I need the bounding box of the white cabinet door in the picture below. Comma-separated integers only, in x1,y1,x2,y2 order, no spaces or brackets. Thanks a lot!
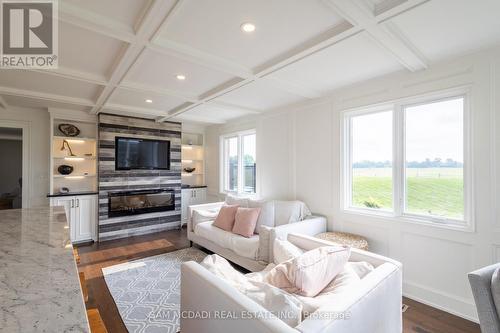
193,188,207,204
181,189,191,225
51,196,76,241
74,196,96,242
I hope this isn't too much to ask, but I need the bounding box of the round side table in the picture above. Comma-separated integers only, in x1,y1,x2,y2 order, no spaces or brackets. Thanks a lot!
315,232,369,251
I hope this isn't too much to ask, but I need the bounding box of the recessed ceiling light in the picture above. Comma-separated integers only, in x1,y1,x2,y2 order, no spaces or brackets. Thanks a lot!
176,74,186,80
145,99,153,103
240,22,256,33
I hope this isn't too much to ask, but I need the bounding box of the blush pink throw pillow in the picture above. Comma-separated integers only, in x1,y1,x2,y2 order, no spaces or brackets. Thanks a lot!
232,207,261,238
213,205,239,231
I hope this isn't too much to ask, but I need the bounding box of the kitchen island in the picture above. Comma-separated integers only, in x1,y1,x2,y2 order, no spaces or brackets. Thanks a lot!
0,207,89,332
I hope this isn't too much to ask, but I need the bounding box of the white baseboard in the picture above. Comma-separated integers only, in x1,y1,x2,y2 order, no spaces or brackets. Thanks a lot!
403,281,478,323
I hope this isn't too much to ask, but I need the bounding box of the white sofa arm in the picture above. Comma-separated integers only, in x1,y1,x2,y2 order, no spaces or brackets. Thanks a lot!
188,202,224,232
296,262,402,333
181,261,296,333
269,216,327,263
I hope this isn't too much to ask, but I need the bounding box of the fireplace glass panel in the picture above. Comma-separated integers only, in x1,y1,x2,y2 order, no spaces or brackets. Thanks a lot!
108,189,175,217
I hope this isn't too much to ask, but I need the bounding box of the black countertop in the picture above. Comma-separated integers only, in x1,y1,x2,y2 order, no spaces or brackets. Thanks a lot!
181,185,207,189
47,191,99,198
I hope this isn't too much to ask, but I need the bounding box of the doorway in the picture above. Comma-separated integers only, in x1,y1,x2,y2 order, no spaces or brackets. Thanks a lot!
0,127,23,210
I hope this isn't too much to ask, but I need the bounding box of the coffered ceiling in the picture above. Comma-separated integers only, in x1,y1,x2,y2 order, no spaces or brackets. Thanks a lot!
0,0,499,124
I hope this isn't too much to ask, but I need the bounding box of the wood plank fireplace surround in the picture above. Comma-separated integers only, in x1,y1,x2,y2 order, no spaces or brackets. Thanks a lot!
98,114,182,241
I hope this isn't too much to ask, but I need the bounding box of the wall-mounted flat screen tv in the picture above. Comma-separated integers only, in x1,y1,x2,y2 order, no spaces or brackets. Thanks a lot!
115,137,170,170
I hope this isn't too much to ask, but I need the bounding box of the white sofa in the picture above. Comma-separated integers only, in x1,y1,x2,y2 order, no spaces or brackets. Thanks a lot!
187,199,327,272
181,233,402,333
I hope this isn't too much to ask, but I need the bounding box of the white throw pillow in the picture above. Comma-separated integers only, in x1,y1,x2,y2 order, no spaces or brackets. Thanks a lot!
257,225,272,262
248,199,275,232
492,267,500,319
347,261,375,279
200,254,302,327
273,239,304,264
200,254,249,286
273,201,312,226
192,209,219,228
225,194,249,207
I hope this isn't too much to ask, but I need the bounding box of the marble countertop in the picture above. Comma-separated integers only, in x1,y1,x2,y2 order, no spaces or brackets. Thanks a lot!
0,207,90,332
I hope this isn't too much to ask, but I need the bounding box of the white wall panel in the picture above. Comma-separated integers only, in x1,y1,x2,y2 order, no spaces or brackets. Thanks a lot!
402,233,474,300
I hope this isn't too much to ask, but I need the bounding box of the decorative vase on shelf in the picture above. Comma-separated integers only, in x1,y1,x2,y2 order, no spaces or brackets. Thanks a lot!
58,123,80,137
57,165,74,175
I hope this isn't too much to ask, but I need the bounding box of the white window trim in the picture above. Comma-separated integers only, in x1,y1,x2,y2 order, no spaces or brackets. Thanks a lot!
341,88,474,232
219,129,257,196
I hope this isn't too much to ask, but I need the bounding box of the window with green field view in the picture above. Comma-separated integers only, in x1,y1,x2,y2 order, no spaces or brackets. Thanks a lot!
351,110,393,210
221,130,256,194
345,94,467,223
404,98,464,219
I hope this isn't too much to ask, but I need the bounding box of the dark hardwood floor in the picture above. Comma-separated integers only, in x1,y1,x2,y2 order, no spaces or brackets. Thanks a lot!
75,228,480,333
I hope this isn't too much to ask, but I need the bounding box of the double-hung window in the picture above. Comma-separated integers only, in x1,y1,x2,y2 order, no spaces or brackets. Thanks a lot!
220,130,256,195
343,91,470,228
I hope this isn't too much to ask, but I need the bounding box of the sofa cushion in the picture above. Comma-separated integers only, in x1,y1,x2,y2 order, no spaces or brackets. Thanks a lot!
257,225,272,262
192,208,219,228
248,199,275,233
225,194,249,207
274,201,312,226
195,221,260,260
265,246,351,297
213,205,239,231
492,267,500,319
201,254,303,327
273,239,304,264
232,207,261,238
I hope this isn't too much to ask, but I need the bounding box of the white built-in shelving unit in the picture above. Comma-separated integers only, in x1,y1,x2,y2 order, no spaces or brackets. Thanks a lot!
181,132,205,186
49,110,98,195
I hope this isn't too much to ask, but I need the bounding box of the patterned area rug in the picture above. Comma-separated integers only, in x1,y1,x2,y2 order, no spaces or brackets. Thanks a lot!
102,247,207,333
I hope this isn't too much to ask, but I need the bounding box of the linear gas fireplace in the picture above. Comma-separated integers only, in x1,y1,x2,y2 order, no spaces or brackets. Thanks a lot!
108,189,175,217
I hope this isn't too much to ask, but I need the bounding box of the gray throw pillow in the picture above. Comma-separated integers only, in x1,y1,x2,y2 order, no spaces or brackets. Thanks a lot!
492,267,500,319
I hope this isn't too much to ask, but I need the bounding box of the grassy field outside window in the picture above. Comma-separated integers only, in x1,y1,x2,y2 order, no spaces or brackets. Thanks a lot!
352,167,463,219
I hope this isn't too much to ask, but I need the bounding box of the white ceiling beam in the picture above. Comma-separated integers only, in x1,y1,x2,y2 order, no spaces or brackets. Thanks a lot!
375,0,430,22
148,40,253,79
208,101,262,115
261,77,323,99
119,81,198,103
172,112,226,125
322,0,427,71
90,0,185,114
370,20,428,72
59,2,135,43
0,86,95,107
31,67,108,86
103,103,169,117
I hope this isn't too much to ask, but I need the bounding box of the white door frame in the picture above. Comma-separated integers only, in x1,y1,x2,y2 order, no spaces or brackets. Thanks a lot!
0,120,31,208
